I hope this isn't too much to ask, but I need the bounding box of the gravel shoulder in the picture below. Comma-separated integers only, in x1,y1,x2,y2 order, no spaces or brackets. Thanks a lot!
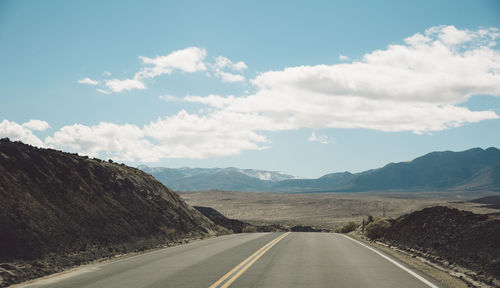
348,233,495,288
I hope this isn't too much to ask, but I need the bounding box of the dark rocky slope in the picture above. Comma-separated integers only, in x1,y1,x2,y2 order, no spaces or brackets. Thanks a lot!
0,138,221,286
384,206,500,280
193,206,249,233
193,206,289,233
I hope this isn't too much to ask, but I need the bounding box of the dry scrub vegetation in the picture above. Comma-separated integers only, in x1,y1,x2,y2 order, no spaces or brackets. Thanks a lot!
180,190,499,230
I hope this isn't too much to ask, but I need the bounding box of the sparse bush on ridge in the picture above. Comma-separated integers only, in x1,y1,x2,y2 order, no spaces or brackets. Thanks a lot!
338,222,359,233
367,215,374,224
365,218,391,240
243,225,258,233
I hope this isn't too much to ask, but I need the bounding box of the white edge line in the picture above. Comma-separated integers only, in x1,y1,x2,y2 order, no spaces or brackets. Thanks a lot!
340,234,440,288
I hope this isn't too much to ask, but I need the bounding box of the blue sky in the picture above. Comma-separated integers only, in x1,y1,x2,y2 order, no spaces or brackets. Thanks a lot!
1,0,500,178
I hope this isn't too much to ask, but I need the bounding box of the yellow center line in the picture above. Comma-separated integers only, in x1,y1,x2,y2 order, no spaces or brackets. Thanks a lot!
208,232,290,288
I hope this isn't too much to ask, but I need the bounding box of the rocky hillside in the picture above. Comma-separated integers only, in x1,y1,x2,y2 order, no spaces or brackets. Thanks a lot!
384,206,500,280
193,206,248,233
193,206,289,233
0,138,221,286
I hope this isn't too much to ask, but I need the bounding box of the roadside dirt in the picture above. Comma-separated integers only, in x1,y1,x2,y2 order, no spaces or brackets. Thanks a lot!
348,233,487,288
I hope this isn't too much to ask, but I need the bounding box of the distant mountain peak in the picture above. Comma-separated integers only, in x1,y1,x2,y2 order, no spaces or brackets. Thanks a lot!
138,166,299,191
139,147,499,193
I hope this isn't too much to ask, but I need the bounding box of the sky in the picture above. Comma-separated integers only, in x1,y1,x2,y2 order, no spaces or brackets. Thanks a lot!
1,0,500,178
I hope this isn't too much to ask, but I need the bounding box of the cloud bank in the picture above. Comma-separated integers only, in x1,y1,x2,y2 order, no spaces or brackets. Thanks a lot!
0,120,48,147
4,26,500,162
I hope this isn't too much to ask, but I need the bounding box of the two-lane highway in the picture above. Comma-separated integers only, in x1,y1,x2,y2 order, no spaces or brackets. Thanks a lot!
21,233,441,288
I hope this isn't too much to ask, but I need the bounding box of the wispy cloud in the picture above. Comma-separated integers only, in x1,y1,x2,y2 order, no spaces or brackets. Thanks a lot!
338,54,350,61
215,56,247,71
87,47,247,93
96,89,111,95
308,132,332,144
105,78,146,93
136,47,208,79
212,55,247,83
77,77,98,85
217,71,245,83
158,94,180,102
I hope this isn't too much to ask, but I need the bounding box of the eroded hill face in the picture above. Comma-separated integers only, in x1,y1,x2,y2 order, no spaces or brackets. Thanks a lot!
384,206,500,280
0,138,219,264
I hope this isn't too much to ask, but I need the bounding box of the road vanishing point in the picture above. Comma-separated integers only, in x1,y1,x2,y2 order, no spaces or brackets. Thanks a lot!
21,232,441,288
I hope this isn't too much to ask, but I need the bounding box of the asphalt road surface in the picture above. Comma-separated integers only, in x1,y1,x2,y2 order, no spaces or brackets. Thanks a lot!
22,232,442,288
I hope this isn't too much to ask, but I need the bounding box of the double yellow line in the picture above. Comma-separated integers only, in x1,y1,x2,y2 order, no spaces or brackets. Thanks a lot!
209,232,290,288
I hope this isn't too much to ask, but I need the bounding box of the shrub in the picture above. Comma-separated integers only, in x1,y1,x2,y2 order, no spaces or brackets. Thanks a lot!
367,215,374,224
339,222,359,233
365,219,391,240
243,225,258,233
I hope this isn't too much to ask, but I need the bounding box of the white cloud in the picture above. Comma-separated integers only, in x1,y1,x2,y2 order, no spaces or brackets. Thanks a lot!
217,71,245,83
215,56,247,71
96,89,111,95
142,110,268,158
136,47,207,79
158,95,180,102
43,110,269,162
0,120,45,147
92,47,208,93
212,56,247,83
308,132,332,144
77,78,98,85
45,122,160,162
15,26,500,162
86,48,246,93
429,25,472,46
22,120,50,131
338,54,350,61
185,94,238,109
185,25,499,134
105,78,146,93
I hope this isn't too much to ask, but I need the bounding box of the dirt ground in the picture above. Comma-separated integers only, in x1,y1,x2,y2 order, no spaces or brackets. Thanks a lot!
179,190,500,230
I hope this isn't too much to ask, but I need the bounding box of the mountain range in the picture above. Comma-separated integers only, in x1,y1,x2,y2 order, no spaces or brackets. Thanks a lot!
137,166,298,191
140,147,500,193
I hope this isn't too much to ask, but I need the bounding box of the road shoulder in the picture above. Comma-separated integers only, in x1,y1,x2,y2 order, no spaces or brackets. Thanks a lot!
345,233,473,288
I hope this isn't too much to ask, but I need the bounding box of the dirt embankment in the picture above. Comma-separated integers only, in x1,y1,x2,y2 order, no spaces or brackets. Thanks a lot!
384,206,500,281
0,138,222,287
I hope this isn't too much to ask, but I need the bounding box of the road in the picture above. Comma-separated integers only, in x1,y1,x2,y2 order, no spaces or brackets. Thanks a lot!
21,233,441,288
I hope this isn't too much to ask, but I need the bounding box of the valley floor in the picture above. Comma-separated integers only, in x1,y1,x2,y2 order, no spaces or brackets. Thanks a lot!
179,190,500,230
